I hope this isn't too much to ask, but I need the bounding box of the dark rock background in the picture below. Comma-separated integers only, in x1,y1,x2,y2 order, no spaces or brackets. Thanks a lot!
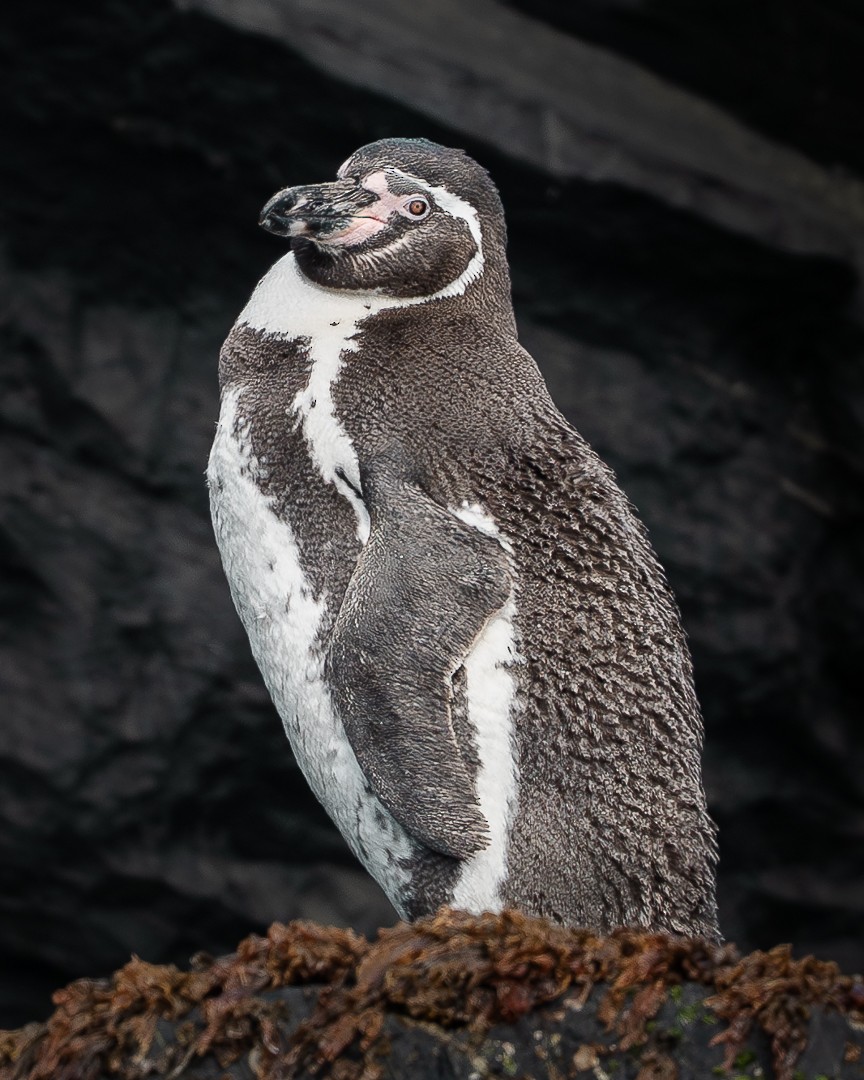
1,0,862,1028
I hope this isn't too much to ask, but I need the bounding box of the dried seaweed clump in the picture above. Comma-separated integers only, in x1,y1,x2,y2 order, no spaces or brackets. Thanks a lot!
2,909,862,1080
278,909,864,1080
0,920,365,1080
708,943,864,1077
279,908,736,1078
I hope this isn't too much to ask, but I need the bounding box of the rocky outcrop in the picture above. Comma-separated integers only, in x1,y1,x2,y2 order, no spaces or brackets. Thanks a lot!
2,911,863,1080
2,0,863,1030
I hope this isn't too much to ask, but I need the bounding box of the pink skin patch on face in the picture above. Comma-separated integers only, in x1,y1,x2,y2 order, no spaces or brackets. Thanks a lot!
323,170,426,247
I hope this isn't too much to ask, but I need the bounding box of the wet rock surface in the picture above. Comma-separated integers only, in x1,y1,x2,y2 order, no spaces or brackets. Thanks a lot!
2,0,863,1027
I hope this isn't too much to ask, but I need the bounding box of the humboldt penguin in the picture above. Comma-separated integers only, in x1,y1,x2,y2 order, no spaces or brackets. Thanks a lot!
207,137,719,939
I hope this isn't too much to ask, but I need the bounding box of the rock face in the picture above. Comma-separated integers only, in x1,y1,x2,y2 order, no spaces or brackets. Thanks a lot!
2,912,863,1080
2,0,863,1028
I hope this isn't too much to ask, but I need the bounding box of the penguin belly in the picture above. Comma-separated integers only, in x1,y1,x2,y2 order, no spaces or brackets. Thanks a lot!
207,380,418,910
208,355,524,920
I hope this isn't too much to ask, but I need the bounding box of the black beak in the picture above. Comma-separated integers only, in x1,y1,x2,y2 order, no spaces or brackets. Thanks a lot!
259,180,377,240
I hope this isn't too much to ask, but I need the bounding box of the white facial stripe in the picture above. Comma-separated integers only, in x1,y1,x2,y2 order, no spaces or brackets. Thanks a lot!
449,501,520,913
207,387,414,909
389,166,485,296
326,161,486,297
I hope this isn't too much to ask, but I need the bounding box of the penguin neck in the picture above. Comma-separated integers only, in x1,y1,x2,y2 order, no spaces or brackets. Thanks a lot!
236,251,516,343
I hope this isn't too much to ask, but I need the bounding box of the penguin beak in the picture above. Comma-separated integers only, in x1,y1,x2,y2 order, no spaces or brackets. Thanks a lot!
259,180,380,244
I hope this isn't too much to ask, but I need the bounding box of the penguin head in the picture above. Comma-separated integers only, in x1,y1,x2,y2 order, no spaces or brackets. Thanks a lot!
259,139,513,317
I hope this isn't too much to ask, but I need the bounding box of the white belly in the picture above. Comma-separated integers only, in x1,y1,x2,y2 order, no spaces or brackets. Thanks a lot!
207,384,414,910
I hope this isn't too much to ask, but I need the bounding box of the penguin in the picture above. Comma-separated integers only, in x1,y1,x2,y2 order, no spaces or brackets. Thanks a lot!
207,137,719,939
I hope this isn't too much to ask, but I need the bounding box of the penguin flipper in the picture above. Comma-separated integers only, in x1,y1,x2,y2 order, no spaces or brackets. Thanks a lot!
327,468,511,861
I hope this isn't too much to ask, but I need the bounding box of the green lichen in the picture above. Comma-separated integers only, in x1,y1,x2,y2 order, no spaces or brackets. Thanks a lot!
677,1001,703,1025
490,1040,519,1077
707,1047,765,1079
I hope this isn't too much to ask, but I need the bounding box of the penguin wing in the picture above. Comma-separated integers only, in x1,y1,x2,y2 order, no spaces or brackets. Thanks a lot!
326,462,511,860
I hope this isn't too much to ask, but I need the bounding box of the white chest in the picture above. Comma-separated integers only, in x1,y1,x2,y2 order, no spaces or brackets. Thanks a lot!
238,252,397,544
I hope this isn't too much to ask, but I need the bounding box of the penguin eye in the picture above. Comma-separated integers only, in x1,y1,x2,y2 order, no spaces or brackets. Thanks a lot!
404,197,430,219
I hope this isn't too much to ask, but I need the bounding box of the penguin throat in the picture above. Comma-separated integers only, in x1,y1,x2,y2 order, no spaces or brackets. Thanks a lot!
292,225,477,299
